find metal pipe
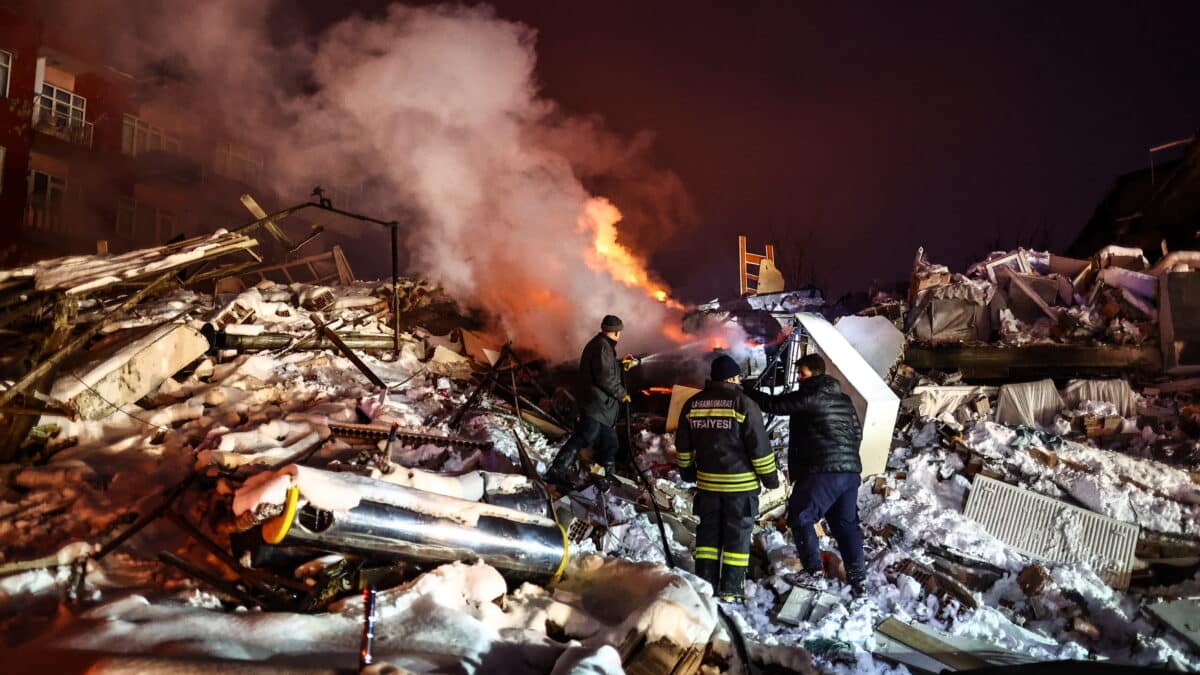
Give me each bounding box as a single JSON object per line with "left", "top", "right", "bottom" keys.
{"left": 260, "top": 467, "right": 568, "bottom": 583}
{"left": 211, "top": 331, "right": 398, "bottom": 352}
{"left": 391, "top": 223, "right": 401, "bottom": 356}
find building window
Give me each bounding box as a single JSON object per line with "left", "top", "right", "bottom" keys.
{"left": 34, "top": 83, "right": 91, "bottom": 146}
{"left": 213, "top": 142, "right": 263, "bottom": 186}
{"left": 26, "top": 170, "right": 66, "bottom": 232}
{"left": 121, "top": 114, "right": 181, "bottom": 157}
{"left": 117, "top": 196, "right": 176, "bottom": 241}
{"left": 116, "top": 196, "right": 135, "bottom": 237}
{"left": 0, "top": 50, "right": 11, "bottom": 98}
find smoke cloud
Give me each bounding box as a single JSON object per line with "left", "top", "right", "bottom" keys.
{"left": 41, "top": 1, "right": 695, "bottom": 362}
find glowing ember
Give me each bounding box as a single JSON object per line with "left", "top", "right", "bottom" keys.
{"left": 578, "top": 197, "right": 685, "bottom": 312}
{"left": 642, "top": 387, "right": 673, "bottom": 395}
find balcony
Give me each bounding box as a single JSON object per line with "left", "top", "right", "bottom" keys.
{"left": 33, "top": 102, "right": 94, "bottom": 149}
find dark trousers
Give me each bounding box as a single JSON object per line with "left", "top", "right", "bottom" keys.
{"left": 693, "top": 490, "right": 758, "bottom": 596}
{"left": 787, "top": 471, "right": 866, "bottom": 581}
{"left": 548, "top": 415, "right": 619, "bottom": 476}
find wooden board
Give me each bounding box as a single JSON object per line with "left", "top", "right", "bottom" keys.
{"left": 666, "top": 385, "right": 701, "bottom": 433}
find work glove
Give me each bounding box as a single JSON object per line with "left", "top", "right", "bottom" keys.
{"left": 760, "top": 470, "right": 781, "bottom": 491}
{"left": 621, "top": 394, "right": 631, "bottom": 404}
{"left": 621, "top": 355, "right": 641, "bottom": 372}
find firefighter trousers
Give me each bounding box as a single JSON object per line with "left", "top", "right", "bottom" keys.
{"left": 693, "top": 490, "right": 758, "bottom": 597}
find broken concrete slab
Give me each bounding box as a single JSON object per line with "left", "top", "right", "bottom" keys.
{"left": 50, "top": 323, "right": 209, "bottom": 421}
{"left": 776, "top": 585, "right": 840, "bottom": 626}
{"left": 964, "top": 475, "right": 1139, "bottom": 588}
{"left": 1145, "top": 598, "right": 1200, "bottom": 651}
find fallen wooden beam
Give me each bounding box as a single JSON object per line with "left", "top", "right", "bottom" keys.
{"left": 904, "top": 343, "right": 1162, "bottom": 379}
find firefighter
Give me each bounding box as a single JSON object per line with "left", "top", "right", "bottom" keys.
{"left": 545, "top": 315, "right": 630, "bottom": 488}
{"left": 676, "top": 354, "right": 779, "bottom": 601}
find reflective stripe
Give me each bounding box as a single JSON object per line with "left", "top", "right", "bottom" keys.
{"left": 721, "top": 557, "right": 750, "bottom": 567}
{"left": 686, "top": 408, "right": 747, "bottom": 423}
{"left": 751, "top": 455, "right": 775, "bottom": 467}
{"left": 697, "top": 471, "right": 755, "bottom": 482}
{"left": 695, "top": 545, "right": 719, "bottom": 561}
{"left": 722, "top": 551, "right": 749, "bottom": 560}
{"left": 697, "top": 480, "right": 759, "bottom": 493}
{"left": 677, "top": 452, "right": 693, "bottom": 468}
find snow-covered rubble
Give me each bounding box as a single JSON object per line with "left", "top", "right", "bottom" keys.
{"left": 3, "top": 273, "right": 1200, "bottom": 673}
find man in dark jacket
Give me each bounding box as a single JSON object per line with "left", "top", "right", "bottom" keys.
{"left": 545, "top": 315, "right": 630, "bottom": 487}
{"left": 676, "top": 354, "right": 780, "bottom": 601}
{"left": 745, "top": 353, "right": 867, "bottom": 595}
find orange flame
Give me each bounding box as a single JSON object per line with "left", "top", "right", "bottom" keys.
{"left": 642, "top": 387, "right": 673, "bottom": 395}
{"left": 578, "top": 197, "right": 685, "bottom": 313}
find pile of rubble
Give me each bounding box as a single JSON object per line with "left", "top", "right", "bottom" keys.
{"left": 871, "top": 244, "right": 1200, "bottom": 383}
{"left": 2, "top": 218, "right": 1200, "bottom": 673}
{"left": 0, "top": 228, "right": 790, "bottom": 673}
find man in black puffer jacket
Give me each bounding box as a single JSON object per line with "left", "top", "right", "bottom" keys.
{"left": 745, "top": 353, "right": 867, "bottom": 595}
{"left": 545, "top": 315, "right": 629, "bottom": 487}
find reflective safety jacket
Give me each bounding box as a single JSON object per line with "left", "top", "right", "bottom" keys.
{"left": 675, "top": 380, "right": 779, "bottom": 493}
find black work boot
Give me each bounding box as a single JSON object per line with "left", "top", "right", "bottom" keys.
{"left": 695, "top": 559, "right": 719, "bottom": 592}
{"left": 718, "top": 565, "right": 748, "bottom": 602}
{"left": 847, "top": 567, "right": 868, "bottom": 599}
{"left": 544, "top": 447, "right": 577, "bottom": 488}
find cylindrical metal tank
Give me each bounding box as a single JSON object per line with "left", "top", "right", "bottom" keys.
{"left": 259, "top": 467, "right": 568, "bottom": 583}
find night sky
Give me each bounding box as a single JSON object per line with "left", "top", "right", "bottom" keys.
{"left": 303, "top": 1, "right": 1200, "bottom": 302}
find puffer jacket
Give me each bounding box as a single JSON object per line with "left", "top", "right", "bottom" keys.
{"left": 574, "top": 333, "right": 627, "bottom": 426}
{"left": 675, "top": 380, "right": 780, "bottom": 493}
{"left": 745, "top": 374, "right": 862, "bottom": 475}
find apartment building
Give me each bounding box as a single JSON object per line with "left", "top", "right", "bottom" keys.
{"left": 0, "top": 5, "right": 275, "bottom": 266}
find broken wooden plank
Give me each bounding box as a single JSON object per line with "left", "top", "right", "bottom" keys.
{"left": 964, "top": 475, "right": 1139, "bottom": 588}
{"left": 874, "top": 616, "right": 1031, "bottom": 671}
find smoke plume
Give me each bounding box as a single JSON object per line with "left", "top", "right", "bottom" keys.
{"left": 42, "top": 1, "right": 695, "bottom": 362}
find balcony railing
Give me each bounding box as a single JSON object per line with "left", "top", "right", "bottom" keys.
{"left": 33, "top": 104, "right": 94, "bottom": 148}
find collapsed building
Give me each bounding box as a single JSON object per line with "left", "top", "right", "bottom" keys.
{"left": 0, "top": 186, "right": 1197, "bottom": 675}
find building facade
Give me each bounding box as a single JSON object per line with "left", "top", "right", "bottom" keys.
{"left": 0, "top": 5, "right": 275, "bottom": 266}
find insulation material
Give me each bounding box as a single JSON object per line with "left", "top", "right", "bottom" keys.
{"left": 797, "top": 313, "right": 900, "bottom": 477}
{"left": 834, "top": 315, "right": 906, "bottom": 379}
{"left": 910, "top": 297, "right": 990, "bottom": 344}
{"left": 1061, "top": 379, "right": 1139, "bottom": 418}
{"left": 994, "top": 379, "right": 1064, "bottom": 428}
{"left": 904, "top": 385, "right": 998, "bottom": 419}
{"left": 964, "top": 475, "right": 1139, "bottom": 588}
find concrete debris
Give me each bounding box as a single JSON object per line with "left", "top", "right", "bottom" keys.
{"left": 50, "top": 323, "right": 210, "bottom": 421}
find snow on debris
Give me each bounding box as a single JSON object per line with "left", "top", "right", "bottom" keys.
{"left": 3, "top": 241, "right": 1200, "bottom": 673}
